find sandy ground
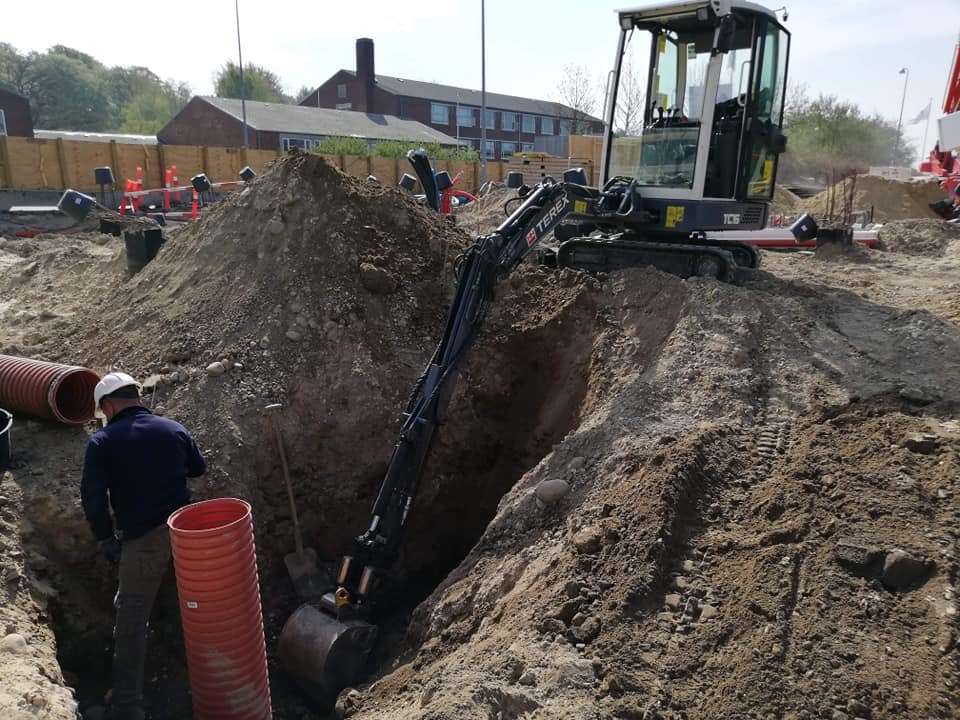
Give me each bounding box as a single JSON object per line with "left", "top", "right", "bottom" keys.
{"left": 0, "top": 155, "right": 957, "bottom": 719}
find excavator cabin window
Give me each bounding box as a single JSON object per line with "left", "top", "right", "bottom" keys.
{"left": 610, "top": 28, "right": 712, "bottom": 189}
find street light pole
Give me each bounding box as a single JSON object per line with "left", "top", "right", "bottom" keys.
{"left": 235, "top": 0, "right": 249, "bottom": 149}
{"left": 893, "top": 67, "right": 909, "bottom": 165}
{"left": 480, "top": 0, "right": 487, "bottom": 184}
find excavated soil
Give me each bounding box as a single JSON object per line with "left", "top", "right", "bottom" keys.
{"left": 801, "top": 175, "right": 946, "bottom": 223}
{"left": 0, "top": 152, "right": 957, "bottom": 720}
{"left": 877, "top": 218, "right": 960, "bottom": 258}
{"left": 455, "top": 185, "right": 520, "bottom": 237}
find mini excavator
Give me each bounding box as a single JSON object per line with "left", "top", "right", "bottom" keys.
{"left": 279, "top": 0, "right": 792, "bottom": 702}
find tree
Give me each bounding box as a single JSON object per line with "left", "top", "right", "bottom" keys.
{"left": 556, "top": 64, "right": 598, "bottom": 135}
{"left": 119, "top": 79, "right": 191, "bottom": 134}
{"left": 294, "top": 85, "right": 314, "bottom": 104}
{"left": 780, "top": 91, "right": 915, "bottom": 182}
{"left": 214, "top": 61, "right": 291, "bottom": 103}
{"left": 613, "top": 56, "right": 645, "bottom": 135}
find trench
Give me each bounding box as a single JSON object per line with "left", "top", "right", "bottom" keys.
{"left": 36, "top": 285, "right": 599, "bottom": 718}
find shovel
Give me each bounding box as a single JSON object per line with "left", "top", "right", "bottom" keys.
{"left": 265, "top": 403, "right": 323, "bottom": 600}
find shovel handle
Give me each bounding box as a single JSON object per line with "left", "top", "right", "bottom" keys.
{"left": 270, "top": 414, "right": 304, "bottom": 558}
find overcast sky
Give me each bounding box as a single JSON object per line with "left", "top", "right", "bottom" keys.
{"left": 4, "top": 0, "right": 957, "bottom": 159}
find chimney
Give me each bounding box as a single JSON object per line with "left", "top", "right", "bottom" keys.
{"left": 356, "top": 38, "right": 375, "bottom": 112}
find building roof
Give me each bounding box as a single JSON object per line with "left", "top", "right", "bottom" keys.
{"left": 35, "top": 130, "right": 158, "bottom": 145}
{"left": 199, "top": 96, "right": 462, "bottom": 145}
{"left": 338, "top": 71, "right": 603, "bottom": 123}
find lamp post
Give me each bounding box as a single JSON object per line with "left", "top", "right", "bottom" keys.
{"left": 235, "top": 0, "right": 249, "bottom": 149}
{"left": 893, "top": 67, "right": 909, "bottom": 166}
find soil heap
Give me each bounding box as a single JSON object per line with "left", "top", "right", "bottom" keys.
{"left": 801, "top": 175, "right": 945, "bottom": 222}
{"left": 455, "top": 185, "right": 519, "bottom": 237}
{"left": 877, "top": 218, "right": 960, "bottom": 258}
{"left": 770, "top": 184, "right": 802, "bottom": 217}
{"left": 1, "top": 151, "right": 959, "bottom": 719}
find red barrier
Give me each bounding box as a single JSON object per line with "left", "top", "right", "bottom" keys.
{"left": 168, "top": 499, "right": 272, "bottom": 720}
{"left": 0, "top": 355, "right": 99, "bottom": 424}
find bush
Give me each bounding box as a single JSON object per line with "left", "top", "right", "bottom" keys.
{"left": 310, "top": 137, "right": 479, "bottom": 162}
{"left": 312, "top": 136, "right": 369, "bottom": 156}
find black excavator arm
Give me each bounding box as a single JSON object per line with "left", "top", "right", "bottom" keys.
{"left": 278, "top": 159, "right": 595, "bottom": 703}
{"left": 343, "top": 163, "right": 597, "bottom": 598}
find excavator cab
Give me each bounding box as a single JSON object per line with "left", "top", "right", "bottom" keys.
{"left": 602, "top": 0, "right": 790, "bottom": 231}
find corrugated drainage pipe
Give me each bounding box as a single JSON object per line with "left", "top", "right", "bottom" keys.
{"left": 168, "top": 498, "right": 272, "bottom": 720}
{"left": 0, "top": 355, "right": 100, "bottom": 425}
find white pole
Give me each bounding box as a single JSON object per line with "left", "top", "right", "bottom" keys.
{"left": 235, "top": 0, "right": 249, "bottom": 149}
{"left": 893, "top": 67, "right": 909, "bottom": 165}
{"left": 920, "top": 97, "right": 933, "bottom": 166}
{"left": 480, "top": 0, "right": 487, "bottom": 183}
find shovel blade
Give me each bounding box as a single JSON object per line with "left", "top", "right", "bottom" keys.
{"left": 284, "top": 547, "right": 324, "bottom": 601}
{"left": 279, "top": 602, "right": 378, "bottom": 704}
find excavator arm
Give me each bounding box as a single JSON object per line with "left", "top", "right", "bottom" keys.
{"left": 279, "top": 155, "right": 596, "bottom": 703}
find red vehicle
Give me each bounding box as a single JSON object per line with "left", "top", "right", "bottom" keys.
{"left": 920, "top": 35, "right": 960, "bottom": 195}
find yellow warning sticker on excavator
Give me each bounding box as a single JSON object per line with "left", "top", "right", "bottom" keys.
{"left": 574, "top": 200, "right": 588, "bottom": 215}
{"left": 665, "top": 206, "right": 685, "bottom": 228}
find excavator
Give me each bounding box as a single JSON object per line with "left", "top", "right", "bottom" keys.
{"left": 279, "top": 0, "right": 792, "bottom": 703}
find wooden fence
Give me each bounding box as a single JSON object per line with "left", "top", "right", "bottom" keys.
{"left": 0, "top": 136, "right": 604, "bottom": 196}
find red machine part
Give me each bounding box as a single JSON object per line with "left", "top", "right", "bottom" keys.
{"left": 921, "top": 37, "right": 960, "bottom": 194}
{"left": 439, "top": 173, "right": 478, "bottom": 214}
{"left": 168, "top": 498, "right": 272, "bottom": 720}
{"left": 0, "top": 355, "right": 99, "bottom": 424}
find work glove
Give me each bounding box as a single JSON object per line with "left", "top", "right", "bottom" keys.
{"left": 98, "top": 537, "right": 122, "bottom": 564}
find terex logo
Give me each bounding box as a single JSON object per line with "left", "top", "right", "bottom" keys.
{"left": 535, "top": 195, "right": 570, "bottom": 234}
{"left": 723, "top": 213, "right": 741, "bottom": 225}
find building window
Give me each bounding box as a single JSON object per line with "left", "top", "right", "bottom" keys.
{"left": 501, "top": 112, "right": 516, "bottom": 131}
{"left": 457, "top": 106, "right": 476, "bottom": 127}
{"left": 521, "top": 142, "right": 534, "bottom": 152}
{"left": 484, "top": 140, "right": 496, "bottom": 160}
{"left": 559, "top": 119, "right": 572, "bottom": 136}
{"left": 431, "top": 102, "right": 450, "bottom": 125}
{"left": 337, "top": 83, "right": 347, "bottom": 99}
{"left": 541, "top": 117, "right": 554, "bottom": 135}
{"left": 484, "top": 109, "right": 496, "bottom": 129}
{"left": 335, "top": 102, "right": 352, "bottom": 111}
{"left": 522, "top": 114, "right": 536, "bottom": 133}
{"left": 501, "top": 141, "right": 516, "bottom": 159}
{"left": 473, "top": 139, "right": 482, "bottom": 151}
{"left": 0, "top": 109, "right": 6, "bottom": 136}
{"left": 281, "top": 136, "right": 319, "bottom": 151}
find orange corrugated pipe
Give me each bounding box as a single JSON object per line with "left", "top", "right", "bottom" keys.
{"left": 168, "top": 499, "right": 272, "bottom": 720}
{"left": 0, "top": 355, "right": 100, "bottom": 424}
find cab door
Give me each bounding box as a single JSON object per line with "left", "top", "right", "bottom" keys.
{"left": 737, "top": 21, "right": 790, "bottom": 200}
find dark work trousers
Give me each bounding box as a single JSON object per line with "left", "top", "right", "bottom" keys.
{"left": 112, "top": 524, "right": 171, "bottom": 717}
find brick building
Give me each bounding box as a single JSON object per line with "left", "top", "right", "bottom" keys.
{"left": 157, "top": 96, "right": 460, "bottom": 151}
{"left": 300, "top": 39, "right": 604, "bottom": 161}
{"left": 0, "top": 88, "right": 34, "bottom": 137}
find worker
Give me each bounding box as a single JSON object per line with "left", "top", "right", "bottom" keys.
{"left": 80, "top": 372, "right": 206, "bottom": 720}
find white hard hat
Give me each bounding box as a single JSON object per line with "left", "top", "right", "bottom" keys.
{"left": 93, "top": 371, "right": 140, "bottom": 407}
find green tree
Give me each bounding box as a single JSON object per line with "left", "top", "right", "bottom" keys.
{"left": 781, "top": 88, "right": 915, "bottom": 182}
{"left": 214, "top": 61, "right": 290, "bottom": 103}
{"left": 119, "top": 79, "right": 191, "bottom": 134}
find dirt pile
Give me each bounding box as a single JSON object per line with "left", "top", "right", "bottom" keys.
{"left": 2, "top": 151, "right": 960, "bottom": 719}
{"left": 801, "top": 175, "right": 945, "bottom": 222}
{"left": 770, "top": 184, "right": 801, "bottom": 217}
{"left": 877, "top": 218, "right": 960, "bottom": 258}
{"left": 345, "top": 264, "right": 960, "bottom": 720}
{"left": 455, "top": 186, "right": 518, "bottom": 236}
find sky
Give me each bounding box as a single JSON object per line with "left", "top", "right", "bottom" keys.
{"left": 3, "top": 0, "right": 957, "bottom": 160}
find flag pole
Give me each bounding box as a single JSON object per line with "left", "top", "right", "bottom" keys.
{"left": 920, "top": 97, "right": 933, "bottom": 167}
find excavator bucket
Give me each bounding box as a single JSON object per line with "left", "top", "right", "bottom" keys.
{"left": 278, "top": 603, "right": 378, "bottom": 703}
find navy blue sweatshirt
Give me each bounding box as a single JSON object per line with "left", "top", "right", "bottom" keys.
{"left": 81, "top": 406, "right": 206, "bottom": 541}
